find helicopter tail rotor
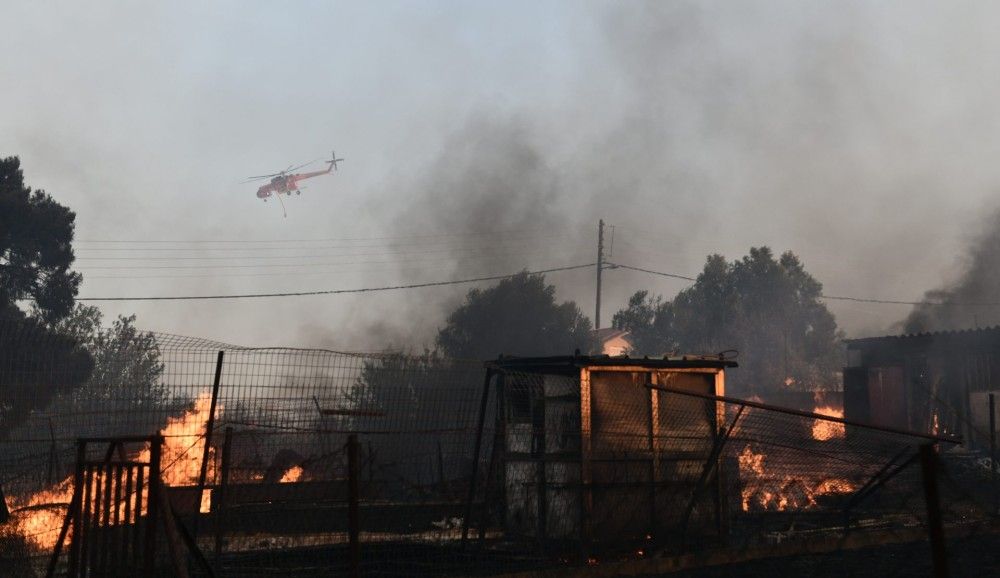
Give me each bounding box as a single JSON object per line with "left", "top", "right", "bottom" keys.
{"left": 327, "top": 150, "right": 344, "bottom": 171}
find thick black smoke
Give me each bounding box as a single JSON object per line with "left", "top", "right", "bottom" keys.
{"left": 904, "top": 208, "right": 1000, "bottom": 333}
{"left": 343, "top": 1, "right": 993, "bottom": 349}
{"left": 299, "top": 116, "right": 596, "bottom": 351}
{"left": 387, "top": 116, "right": 572, "bottom": 274}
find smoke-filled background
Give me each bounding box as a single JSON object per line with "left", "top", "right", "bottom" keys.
{"left": 3, "top": 1, "right": 1000, "bottom": 349}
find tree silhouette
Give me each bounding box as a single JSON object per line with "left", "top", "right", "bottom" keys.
{"left": 49, "top": 305, "right": 168, "bottom": 415}
{"left": 0, "top": 316, "right": 92, "bottom": 438}
{"left": 437, "top": 271, "right": 594, "bottom": 360}
{"left": 613, "top": 248, "right": 843, "bottom": 395}
{"left": 0, "top": 156, "right": 81, "bottom": 324}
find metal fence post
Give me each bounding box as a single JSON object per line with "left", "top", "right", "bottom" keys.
{"left": 0, "top": 482, "right": 8, "bottom": 524}
{"left": 990, "top": 393, "right": 997, "bottom": 515}
{"left": 195, "top": 350, "right": 225, "bottom": 541}
{"left": 461, "top": 369, "right": 493, "bottom": 548}
{"left": 46, "top": 418, "right": 57, "bottom": 486}
{"left": 214, "top": 426, "right": 234, "bottom": 562}
{"left": 67, "top": 440, "right": 87, "bottom": 577}
{"left": 145, "top": 435, "right": 163, "bottom": 576}
{"left": 348, "top": 434, "right": 361, "bottom": 578}
{"left": 919, "top": 443, "right": 949, "bottom": 578}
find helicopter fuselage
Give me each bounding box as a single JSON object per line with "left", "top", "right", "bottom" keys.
{"left": 256, "top": 167, "right": 332, "bottom": 199}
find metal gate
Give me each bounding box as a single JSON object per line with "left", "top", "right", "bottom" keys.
{"left": 49, "top": 435, "right": 163, "bottom": 578}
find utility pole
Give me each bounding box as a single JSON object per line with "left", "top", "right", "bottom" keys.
{"left": 596, "top": 219, "right": 604, "bottom": 330}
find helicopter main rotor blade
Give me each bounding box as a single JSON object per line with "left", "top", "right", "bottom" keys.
{"left": 287, "top": 158, "right": 321, "bottom": 173}
{"left": 244, "top": 155, "right": 323, "bottom": 184}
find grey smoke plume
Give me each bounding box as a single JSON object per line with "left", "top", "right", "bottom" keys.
{"left": 297, "top": 115, "right": 596, "bottom": 351}
{"left": 904, "top": 208, "right": 1000, "bottom": 333}
{"left": 386, "top": 117, "right": 572, "bottom": 274}
{"left": 328, "top": 1, "right": 1000, "bottom": 350}
{"left": 8, "top": 3, "right": 1000, "bottom": 348}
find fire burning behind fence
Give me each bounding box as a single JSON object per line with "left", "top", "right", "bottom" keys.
{"left": 280, "top": 465, "right": 304, "bottom": 484}
{"left": 811, "top": 405, "right": 846, "bottom": 441}
{"left": 6, "top": 392, "right": 220, "bottom": 550}
{"left": 737, "top": 401, "right": 855, "bottom": 512}
{"left": 737, "top": 444, "right": 856, "bottom": 511}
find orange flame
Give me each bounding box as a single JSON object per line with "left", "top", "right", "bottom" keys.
{"left": 9, "top": 392, "right": 220, "bottom": 549}
{"left": 4, "top": 477, "right": 75, "bottom": 550}
{"left": 279, "top": 465, "right": 304, "bottom": 484}
{"left": 136, "top": 392, "right": 219, "bottom": 513}
{"left": 738, "top": 444, "right": 856, "bottom": 512}
{"left": 811, "top": 405, "right": 845, "bottom": 441}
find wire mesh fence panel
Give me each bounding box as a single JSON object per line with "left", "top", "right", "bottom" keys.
{"left": 1, "top": 323, "right": 997, "bottom": 577}
{"left": 474, "top": 365, "right": 995, "bottom": 574}
{"left": 204, "top": 352, "right": 489, "bottom": 578}
{"left": 0, "top": 324, "right": 497, "bottom": 577}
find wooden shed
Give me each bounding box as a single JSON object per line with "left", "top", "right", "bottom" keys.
{"left": 844, "top": 326, "right": 1000, "bottom": 448}
{"left": 486, "top": 354, "right": 736, "bottom": 548}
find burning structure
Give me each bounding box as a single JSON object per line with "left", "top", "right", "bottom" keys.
{"left": 482, "top": 354, "right": 735, "bottom": 548}
{"left": 844, "top": 326, "right": 1000, "bottom": 447}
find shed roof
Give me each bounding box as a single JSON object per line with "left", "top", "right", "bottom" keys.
{"left": 488, "top": 353, "right": 736, "bottom": 375}
{"left": 846, "top": 325, "right": 1000, "bottom": 350}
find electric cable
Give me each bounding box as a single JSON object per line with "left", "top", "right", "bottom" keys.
{"left": 77, "top": 263, "right": 596, "bottom": 301}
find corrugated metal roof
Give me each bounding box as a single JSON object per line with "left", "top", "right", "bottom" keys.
{"left": 846, "top": 325, "right": 1000, "bottom": 348}
{"left": 488, "top": 353, "right": 737, "bottom": 372}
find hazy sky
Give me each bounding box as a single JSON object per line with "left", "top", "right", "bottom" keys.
{"left": 3, "top": 1, "right": 999, "bottom": 349}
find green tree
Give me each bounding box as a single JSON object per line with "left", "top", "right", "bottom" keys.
{"left": 0, "top": 315, "right": 92, "bottom": 438}
{"left": 50, "top": 305, "right": 167, "bottom": 411}
{"left": 613, "top": 248, "right": 843, "bottom": 395}
{"left": 437, "top": 271, "right": 594, "bottom": 360}
{"left": 0, "top": 156, "right": 81, "bottom": 324}
{"left": 611, "top": 290, "right": 677, "bottom": 355}
{"left": 0, "top": 157, "right": 89, "bottom": 438}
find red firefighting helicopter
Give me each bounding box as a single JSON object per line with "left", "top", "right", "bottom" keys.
{"left": 245, "top": 151, "right": 343, "bottom": 216}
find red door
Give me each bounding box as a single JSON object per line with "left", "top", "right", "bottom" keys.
{"left": 868, "top": 366, "right": 906, "bottom": 429}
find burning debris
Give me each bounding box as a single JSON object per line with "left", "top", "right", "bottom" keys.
{"left": 736, "top": 397, "right": 856, "bottom": 512}
{"left": 6, "top": 391, "right": 220, "bottom": 549}
{"left": 811, "top": 405, "right": 846, "bottom": 441}
{"left": 5, "top": 478, "right": 75, "bottom": 550}
{"left": 737, "top": 444, "right": 857, "bottom": 512}
{"left": 280, "top": 465, "right": 304, "bottom": 484}
{"left": 263, "top": 449, "right": 306, "bottom": 484}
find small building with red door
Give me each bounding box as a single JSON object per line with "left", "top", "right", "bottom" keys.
{"left": 843, "top": 326, "right": 1000, "bottom": 447}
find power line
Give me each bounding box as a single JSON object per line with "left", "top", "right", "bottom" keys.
{"left": 74, "top": 250, "right": 586, "bottom": 271}
{"left": 82, "top": 255, "right": 593, "bottom": 280}
{"left": 75, "top": 228, "right": 571, "bottom": 244}
{"left": 607, "top": 261, "right": 1000, "bottom": 308}
{"left": 607, "top": 262, "right": 696, "bottom": 281}
{"left": 73, "top": 244, "right": 581, "bottom": 263}
{"left": 77, "top": 263, "right": 596, "bottom": 301}
{"left": 818, "top": 295, "right": 957, "bottom": 306}
{"left": 73, "top": 234, "right": 577, "bottom": 253}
